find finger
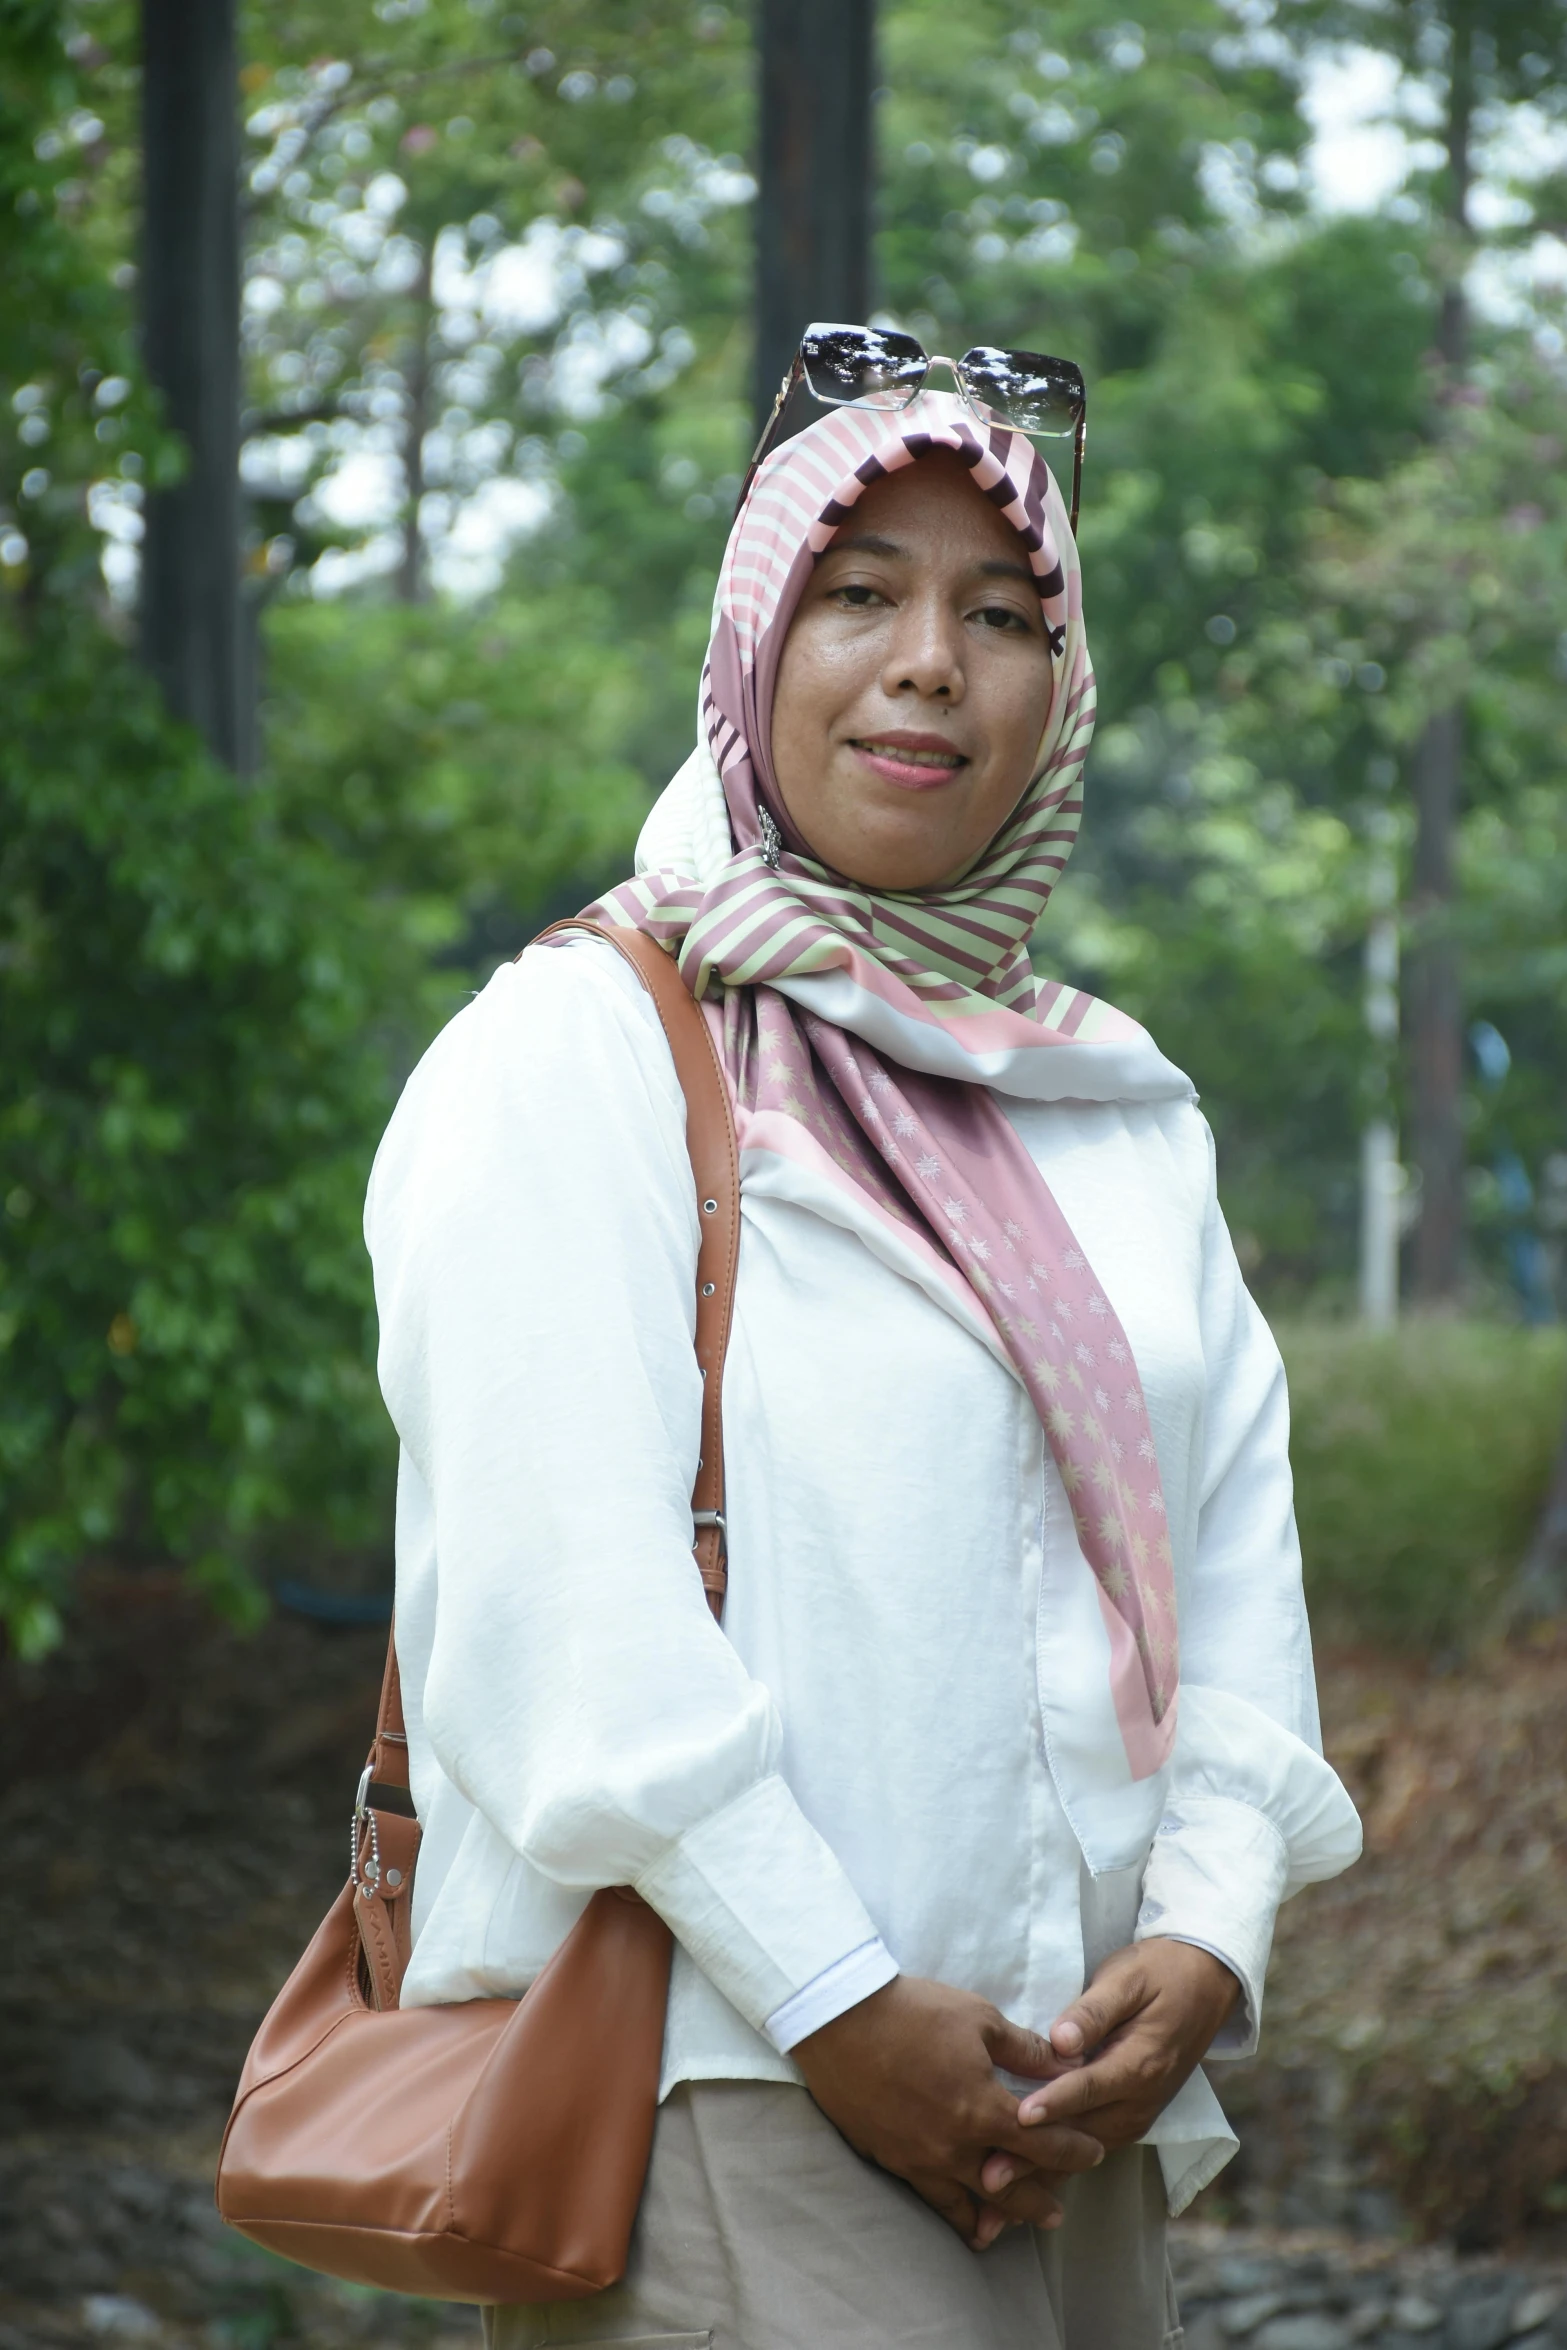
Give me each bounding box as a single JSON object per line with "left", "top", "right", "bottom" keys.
{"left": 1020, "top": 2029, "right": 1164, "bottom": 2127}
{"left": 912, "top": 2172, "right": 984, "bottom": 2248}
{"left": 1019, "top": 2055, "right": 1120, "bottom": 2126}
{"left": 986, "top": 2173, "right": 1066, "bottom": 2229}
{"left": 1048, "top": 1967, "right": 1148, "bottom": 2062}
{"left": 980, "top": 2146, "right": 1077, "bottom": 2212}
{"left": 1052, "top": 2097, "right": 1157, "bottom": 2153}
{"left": 984, "top": 2113, "right": 1105, "bottom": 2175}
{"left": 972, "top": 2203, "right": 1010, "bottom": 2251}
{"left": 984, "top": 2012, "right": 1068, "bottom": 2081}
{"left": 1024, "top": 2039, "right": 1184, "bottom": 2152}
{"left": 1021, "top": 2067, "right": 1093, "bottom": 2125}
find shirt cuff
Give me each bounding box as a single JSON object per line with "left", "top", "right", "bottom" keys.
{"left": 634, "top": 1772, "right": 886, "bottom": 2035}
{"left": 1133, "top": 1793, "right": 1289, "bottom": 2060}
{"left": 763, "top": 1938, "right": 899, "bottom": 2053}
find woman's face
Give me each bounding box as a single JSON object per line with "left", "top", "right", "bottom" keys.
{"left": 769, "top": 452, "right": 1058, "bottom": 892}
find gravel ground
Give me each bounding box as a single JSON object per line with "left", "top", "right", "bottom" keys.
{"left": 1, "top": 1574, "right": 1563, "bottom": 2347}
{"left": 1170, "top": 2230, "right": 1567, "bottom": 2350}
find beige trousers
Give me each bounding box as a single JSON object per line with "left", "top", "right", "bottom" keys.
{"left": 485, "top": 2082, "right": 1181, "bottom": 2350}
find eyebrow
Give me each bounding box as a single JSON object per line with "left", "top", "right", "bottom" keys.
{"left": 829, "top": 531, "right": 905, "bottom": 559}
{"left": 826, "top": 532, "right": 1039, "bottom": 591}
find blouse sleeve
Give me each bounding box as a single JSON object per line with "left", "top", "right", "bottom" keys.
{"left": 1133, "top": 1118, "right": 1362, "bottom": 2056}
{"left": 365, "top": 939, "right": 889, "bottom": 2035}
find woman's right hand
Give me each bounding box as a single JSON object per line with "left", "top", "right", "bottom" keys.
{"left": 791, "top": 1974, "right": 1105, "bottom": 2251}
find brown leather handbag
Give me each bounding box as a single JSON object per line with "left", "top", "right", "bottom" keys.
{"left": 215, "top": 922, "right": 739, "bottom": 2305}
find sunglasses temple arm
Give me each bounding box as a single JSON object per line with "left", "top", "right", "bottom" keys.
{"left": 1069, "top": 409, "right": 1086, "bottom": 539}
{"left": 737, "top": 355, "right": 804, "bottom": 515}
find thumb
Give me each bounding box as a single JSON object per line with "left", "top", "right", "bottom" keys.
{"left": 983, "top": 2011, "right": 1065, "bottom": 2081}
{"left": 1048, "top": 1956, "right": 1148, "bottom": 2062}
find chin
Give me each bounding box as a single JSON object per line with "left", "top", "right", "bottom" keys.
{"left": 837, "top": 855, "right": 955, "bottom": 893}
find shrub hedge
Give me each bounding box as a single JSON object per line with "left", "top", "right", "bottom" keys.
{"left": 1280, "top": 1320, "right": 1566, "bottom": 1650}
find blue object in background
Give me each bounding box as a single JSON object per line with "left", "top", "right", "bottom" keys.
{"left": 1467, "top": 1022, "right": 1557, "bottom": 1323}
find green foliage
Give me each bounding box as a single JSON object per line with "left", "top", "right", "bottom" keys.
{"left": 0, "top": 587, "right": 646, "bottom": 1658}
{"left": 6, "top": 0, "right": 1567, "bottom": 1654}
{"left": 0, "top": 3, "right": 658, "bottom": 1653}
{"left": 0, "top": 622, "right": 402, "bottom": 1657}
{"left": 235, "top": 0, "right": 754, "bottom": 595}
{"left": 1282, "top": 1322, "right": 1567, "bottom": 1649}
{"left": 261, "top": 589, "right": 651, "bottom": 948}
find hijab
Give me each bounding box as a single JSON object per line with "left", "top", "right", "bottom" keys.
{"left": 585, "top": 392, "right": 1192, "bottom": 1790}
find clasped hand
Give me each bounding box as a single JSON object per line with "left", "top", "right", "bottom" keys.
{"left": 792, "top": 1941, "right": 1239, "bottom": 2253}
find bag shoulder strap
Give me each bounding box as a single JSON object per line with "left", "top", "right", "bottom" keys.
{"left": 352, "top": 920, "right": 738, "bottom": 2007}
{"left": 538, "top": 919, "right": 740, "bottom": 1615}
{"left": 365, "top": 919, "right": 740, "bottom": 1777}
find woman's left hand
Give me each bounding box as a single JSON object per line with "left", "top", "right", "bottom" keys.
{"left": 978, "top": 1941, "right": 1240, "bottom": 2198}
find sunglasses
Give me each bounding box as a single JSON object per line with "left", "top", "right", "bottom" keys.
{"left": 742, "top": 321, "right": 1088, "bottom": 532}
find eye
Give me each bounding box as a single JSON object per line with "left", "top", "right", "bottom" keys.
{"left": 831, "top": 581, "right": 888, "bottom": 610}
{"left": 973, "top": 602, "right": 1033, "bottom": 634}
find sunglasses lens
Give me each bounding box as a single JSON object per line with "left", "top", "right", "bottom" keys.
{"left": 958, "top": 346, "right": 1084, "bottom": 435}
{"left": 801, "top": 322, "right": 928, "bottom": 410}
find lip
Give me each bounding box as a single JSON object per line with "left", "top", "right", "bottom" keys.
{"left": 847, "top": 730, "right": 970, "bottom": 791}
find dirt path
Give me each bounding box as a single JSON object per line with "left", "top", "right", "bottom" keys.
{"left": 0, "top": 1574, "right": 472, "bottom": 2346}
{"left": 1, "top": 1576, "right": 1563, "bottom": 2345}
{"left": 1219, "top": 1634, "right": 1567, "bottom": 2247}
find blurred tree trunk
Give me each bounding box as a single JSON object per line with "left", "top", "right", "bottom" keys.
{"left": 754, "top": 0, "right": 874, "bottom": 436}
{"left": 397, "top": 242, "right": 433, "bottom": 605}
{"left": 139, "top": 0, "right": 247, "bottom": 773}
{"left": 1512, "top": 1413, "right": 1567, "bottom": 1624}
{"left": 1408, "top": 706, "right": 1464, "bottom": 1299}
{"left": 1406, "top": 8, "right": 1473, "bottom": 1304}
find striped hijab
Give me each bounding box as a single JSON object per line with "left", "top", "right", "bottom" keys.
{"left": 588, "top": 393, "right": 1183, "bottom": 1780}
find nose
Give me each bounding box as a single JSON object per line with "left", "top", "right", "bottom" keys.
{"left": 879, "top": 591, "right": 966, "bottom": 705}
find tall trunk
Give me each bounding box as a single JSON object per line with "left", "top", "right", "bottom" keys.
{"left": 139, "top": 0, "right": 246, "bottom": 772}
{"left": 396, "top": 244, "right": 433, "bottom": 606}
{"left": 754, "top": 0, "right": 875, "bottom": 436}
{"left": 1512, "top": 1412, "right": 1567, "bottom": 1624}
{"left": 1406, "top": 8, "right": 1473, "bottom": 1304}
{"left": 1408, "top": 708, "right": 1465, "bottom": 1300}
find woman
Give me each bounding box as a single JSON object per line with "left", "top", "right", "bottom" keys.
{"left": 365, "top": 385, "right": 1361, "bottom": 2350}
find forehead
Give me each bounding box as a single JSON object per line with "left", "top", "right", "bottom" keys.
{"left": 824, "top": 448, "right": 1031, "bottom": 554}
{"left": 815, "top": 451, "right": 1043, "bottom": 592}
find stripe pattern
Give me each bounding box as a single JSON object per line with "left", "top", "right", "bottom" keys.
{"left": 585, "top": 394, "right": 1177, "bottom": 1774}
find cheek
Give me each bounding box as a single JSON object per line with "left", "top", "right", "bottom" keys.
{"left": 991, "top": 654, "right": 1056, "bottom": 772}
{"left": 772, "top": 623, "right": 861, "bottom": 777}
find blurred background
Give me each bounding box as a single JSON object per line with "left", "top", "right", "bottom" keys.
{"left": 2, "top": 0, "right": 1567, "bottom": 2342}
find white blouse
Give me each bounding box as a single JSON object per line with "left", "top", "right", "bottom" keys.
{"left": 365, "top": 935, "right": 1360, "bottom": 2216}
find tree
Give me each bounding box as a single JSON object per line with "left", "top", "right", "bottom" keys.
{"left": 235, "top": 3, "right": 752, "bottom": 611}
{"left": 754, "top": 0, "right": 874, "bottom": 428}
{"left": 139, "top": 0, "right": 246, "bottom": 767}
{"left": 0, "top": 2, "right": 653, "bottom": 1653}
{"left": 1308, "top": 0, "right": 1567, "bottom": 1301}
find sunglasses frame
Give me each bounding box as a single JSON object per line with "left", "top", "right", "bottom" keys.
{"left": 740, "top": 323, "right": 1087, "bottom": 534}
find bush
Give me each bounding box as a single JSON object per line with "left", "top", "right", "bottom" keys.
{"left": 0, "top": 624, "right": 418, "bottom": 1656}
{"left": 0, "top": 592, "right": 651, "bottom": 1660}
{"left": 1281, "top": 1320, "right": 1566, "bottom": 1650}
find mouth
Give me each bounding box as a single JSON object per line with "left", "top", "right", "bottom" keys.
{"left": 848, "top": 732, "right": 970, "bottom": 791}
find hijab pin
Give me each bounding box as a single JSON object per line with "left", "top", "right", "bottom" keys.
{"left": 759, "top": 808, "right": 783, "bottom": 871}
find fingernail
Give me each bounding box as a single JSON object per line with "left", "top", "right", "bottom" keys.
{"left": 989, "top": 2161, "right": 1017, "bottom": 2191}
{"left": 1043, "top": 2210, "right": 1064, "bottom": 2229}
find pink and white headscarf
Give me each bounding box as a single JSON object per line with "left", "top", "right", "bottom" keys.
{"left": 586, "top": 392, "right": 1192, "bottom": 1789}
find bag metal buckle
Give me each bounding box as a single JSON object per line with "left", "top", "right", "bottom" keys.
{"left": 351, "top": 1764, "right": 381, "bottom": 1900}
